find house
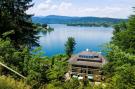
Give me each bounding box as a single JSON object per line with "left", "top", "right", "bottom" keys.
{"left": 68, "top": 49, "right": 107, "bottom": 81}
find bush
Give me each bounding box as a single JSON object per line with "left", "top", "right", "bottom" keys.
{"left": 0, "top": 76, "right": 31, "bottom": 89}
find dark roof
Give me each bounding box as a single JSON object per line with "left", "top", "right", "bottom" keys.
{"left": 68, "top": 51, "right": 106, "bottom": 68}
{"left": 79, "top": 51, "right": 99, "bottom": 56}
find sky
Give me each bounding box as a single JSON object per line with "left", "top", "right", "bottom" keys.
{"left": 26, "top": 0, "right": 135, "bottom": 18}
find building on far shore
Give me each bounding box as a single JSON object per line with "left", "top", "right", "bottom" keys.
{"left": 68, "top": 49, "right": 107, "bottom": 81}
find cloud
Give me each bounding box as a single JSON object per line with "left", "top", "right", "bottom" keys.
{"left": 46, "top": 0, "right": 52, "bottom": 3}
{"left": 27, "top": 0, "right": 57, "bottom": 15}
{"left": 37, "top": 3, "right": 57, "bottom": 10}
{"left": 27, "top": 1, "right": 73, "bottom": 16}
{"left": 36, "top": 0, "right": 72, "bottom": 11}
{"left": 77, "top": 6, "right": 130, "bottom": 18}
{"left": 82, "top": 7, "right": 122, "bottom": 13}
{"left": 36, "top": 0, "right": 57, "bottom": 10}
{"left": 58, "top": 2, "right": 72, "bottom": 11}
{"left": 27, "top": 0, "right": 133, "bottom": 18}
{"left": 37, "top": 3, "right": 50, "bottom": 10}
{"left": 81, "top": 7, "right": 123, "bottom": 15}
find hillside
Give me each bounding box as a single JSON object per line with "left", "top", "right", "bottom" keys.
{"left": 32, "top": 15, "right": 127, "bottom": 24}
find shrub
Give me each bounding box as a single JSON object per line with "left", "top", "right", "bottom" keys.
{"left": 0, "top": 75, "right": 31, "bottom": 89}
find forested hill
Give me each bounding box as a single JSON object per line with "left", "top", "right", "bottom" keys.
{"left": 32, "top": 15, "right": 127, "bottom": 24}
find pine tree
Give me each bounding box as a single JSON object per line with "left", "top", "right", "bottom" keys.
{"left": 0, "top": 0, "right": 39, "bottom": 48}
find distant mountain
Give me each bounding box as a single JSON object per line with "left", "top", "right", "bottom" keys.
{"left": 32, "top": 15, "right": 127, "bottom": 24}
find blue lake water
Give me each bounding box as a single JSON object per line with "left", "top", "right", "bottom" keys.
{"left": 38, "top": 24, "right": 113, "bottom": 56}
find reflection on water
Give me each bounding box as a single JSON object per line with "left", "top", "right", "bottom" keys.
{"left": 38, "top": 24, "right": 113, "bottom": 56}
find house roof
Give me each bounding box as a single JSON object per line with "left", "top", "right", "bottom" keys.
{"left": 79, "top": 51, "right": 99, "bottom": 56}
{"left": 68, "top": 51, "right": 106, "bottom": 68}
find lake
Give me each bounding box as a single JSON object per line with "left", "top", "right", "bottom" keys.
{"left": 38, "top": 24, "right": 113, "bottom": 56}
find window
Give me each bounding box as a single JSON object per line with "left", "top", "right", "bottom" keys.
{"left": 77, "top": 59, "right": 102, "bottom": 62}
{"left": 94, "top": 56, "right": 98, "bottom": 58}
{"left": 88, "top": 71, "right": 93, "bottom": 74}
{"left": 79, "top": 55, "right": 99, "bottom": 58}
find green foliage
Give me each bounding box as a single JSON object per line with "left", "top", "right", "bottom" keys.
{"left": 0, "top": 39, "right": 49, "bottom": 88}
{"left": 0, "top": 38, "right": 70, "bottom": 89}
{"left": 47, "top": 55, "right": 68, "bottom": 81}
{"left": 0, "top": 0, "right": 134, "bottom": 89}
{"left": 35, "top": 23, "right": 54, "bottom": 35}
{"left": 105, "top": 64, "right": 135, "bottom": 89}
{"left": 32, "top": 15, "right": 126, "bottom": 24}
{"left": 42, "top": 24, "right": 48, "bottom": 28}
{"left": 103, "top": 8, "right": 135, "bottom": 89}
{"left": 45, "top": 78, "right": 80, "bottom": 89}
{"left": 63, "top": 78, "right": 80, "bottom": 89}
{"left": 65, "top": 37, "right": 76, "bottom": 57}
{"left": 67, "top": 22, "right": 113, "bottom": 27}
{"left": 112, "top": 15, "right": 135, "bottom": 54}
{"left": 113, "top": 21, "right": 127, "bottom": 34}
{"left": 25, "top": 58, "right": 49, "bottom": 89}
{"left": 0, "top": 0, "right": 39, "bottom": 48}
{"left": 102, "top": 44, "right": 135, "bottom": 89}
{"left": 45, "top": 80, "right": 63, "bottom": 89}
{"left": 0, "top": 38, "right": 28, "bottom": 78}
{"left": 0, "top": 75, "right": 30, "bottom": 89}
{"left": 22, "top": 47, "right": 50, "bottom": 89}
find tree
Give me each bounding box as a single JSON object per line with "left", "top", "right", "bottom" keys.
{"left": 0, "top": 0, "right": 39, "bottom": 49}
{"left": 102, "top": 44, "right": 135, "bottom": 89}
{"left": 105, "top": 64, "right": 135, "bottom": 89}
{"left": 112, "top": 9, "right": 135, "bottom": 54}
{"left": 102, "top": 7, "right": 135, "bottom": 89}
{"left": 47, "top": 55, "right": 68, "bottom": 81}
{"left": 65, "top": 37, "right": 76, "bottom": 57}
{"left": 42, "top": 24, "right": 48, "bottom": 28}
